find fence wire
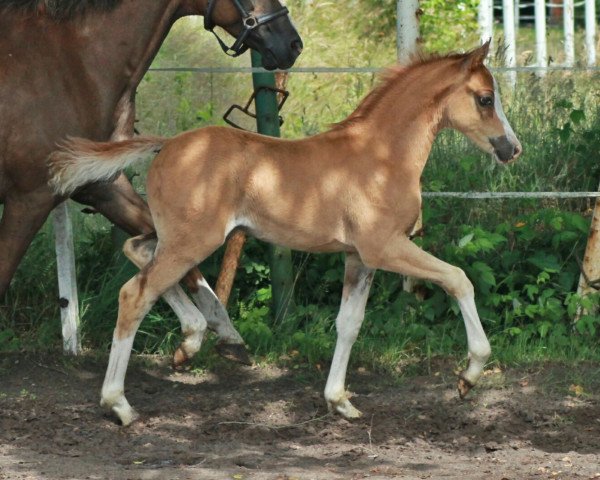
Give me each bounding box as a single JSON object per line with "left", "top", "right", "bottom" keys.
{"left": 149, "top": 66, "right": 600, "bottom": 74}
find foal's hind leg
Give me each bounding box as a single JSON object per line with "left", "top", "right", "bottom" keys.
{"left": 359, "top": 235, "right": 491, "bottom": 398}
{"left": 124, "top": 233, "right": 248, "bottom": 367}
{"left": 73, "top": 175, "right": 248, "bottom": 364}
{"left": 184, "top": 269, "right": 250, "bottom": 365}
{"left": 100, "top": 248, "right": 203, "bottom": 425}
{"left": 324, "top": 253, "right": 375, "bottom": 418}
{"left": 122, "top": 234, "right": 211, "bottom": 368}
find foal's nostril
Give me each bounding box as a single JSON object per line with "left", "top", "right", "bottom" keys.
{"left": 513, "top": 144, "right": 522, "bottom": 158}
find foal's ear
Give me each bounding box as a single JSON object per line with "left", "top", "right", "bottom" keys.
{"left": 463, "top": 39, "right": 491, "bottom": 70}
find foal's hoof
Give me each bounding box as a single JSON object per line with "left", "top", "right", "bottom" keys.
{"left": 457, "top": 373, "right": 475, "bottom": 400}
{"left": 172, "top": 346, "right": 191, "bottom": 370}
{"left": 115, "top": 406, "right": 140, "bottom": 427}
{"left": 215, "top": 342, "right": 252, "bottom": 366}
{"left": 100, "top": 398, "right": 139, "bottom": 426}
{"left": 328, "top": 399, "right": 363, "bottom": 419}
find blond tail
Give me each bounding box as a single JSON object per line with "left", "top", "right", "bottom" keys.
{"left": 47, "top": 136, "right": 165, "bottom": 196}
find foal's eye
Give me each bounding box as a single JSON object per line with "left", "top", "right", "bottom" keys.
{"left": 478, "top": 95, "right": 494, "bottom": 107}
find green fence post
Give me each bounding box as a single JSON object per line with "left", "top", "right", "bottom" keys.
{"left": 250, "top": 50, "right": 295, "bottom": 321}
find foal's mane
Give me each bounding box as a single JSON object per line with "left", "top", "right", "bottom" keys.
{"left": 0, "top": 0, "right": 121, "bottom": 19}
{"left": 332, "top": 51, "right": 470, "bottom": 130}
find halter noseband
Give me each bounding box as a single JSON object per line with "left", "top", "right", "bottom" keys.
{"left": 204, "top": 0, "right": 290, "bottom": 57}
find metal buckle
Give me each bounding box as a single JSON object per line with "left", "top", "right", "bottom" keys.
{"left": 223, "top": 86, "right": 289, "bottom": 131}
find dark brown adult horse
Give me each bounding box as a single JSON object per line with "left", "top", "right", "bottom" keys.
{"left": 0, "top": 0, "right": 302, "bottom": 359}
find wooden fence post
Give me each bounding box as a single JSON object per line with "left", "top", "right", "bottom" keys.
{"left": 564, "top": 0, "right": 575, "bottom": 67}
{"left": 585, "top": 0, "right": 597, "bottom": 66}
{"left": 503, "top": 0, "right": 517, "bottom": 86}
{"left": 53, "top": 201, "right": 81, "bottom": 355}
{"left": 397, "top": 0, "right": 424, "bottom": 296}
{"left": 576, "top": 182, "right": 600, "bottom": 317}
{"left": 397, "top": 0, "right": 420, "bottom": 63}
{"left": 478, "top": 0, "right": 494, "bottom": 47}
{"left": 534, "top": 0, "right": 548, "bottom": 76}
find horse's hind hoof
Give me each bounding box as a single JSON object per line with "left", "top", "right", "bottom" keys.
{"left": 457, "top": 373, "right": 475, "bottom": 399}
{"left": 215, "top": 343, "right": 252, "bottom": 366}
{"left": 172, "top": 346, "right": 191, "bottom": 370}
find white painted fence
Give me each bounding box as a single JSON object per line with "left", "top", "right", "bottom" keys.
{"left": 53, "top": 201, "right": 81, "bottom": 355}
{"left": 480, "top": 0, "right": 597, "bottom": 73}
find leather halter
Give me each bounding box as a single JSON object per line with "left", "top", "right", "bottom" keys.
{"left": 204, "top": 0, "right": 290, "bottom": 57}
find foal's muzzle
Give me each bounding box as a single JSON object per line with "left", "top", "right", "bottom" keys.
{"left": 489, "top": 135, "right": 522, "bottom": 164}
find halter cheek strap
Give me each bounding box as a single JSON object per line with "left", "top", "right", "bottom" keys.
{"left": 204, "top": 0, "right": 290, "bottom": 57}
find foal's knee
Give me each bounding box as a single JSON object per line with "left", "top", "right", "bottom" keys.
{"left": 443, "top": 266, "right": 474, "bottom": 299}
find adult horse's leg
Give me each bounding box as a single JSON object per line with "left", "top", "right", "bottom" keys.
{"left": 0, "top": 192, "right": 55, "bottom": 297}
{"left": 72, "top": 174, "right": 249, "bottom": 364}
{"left": 359, "top": 235, "right": 491, "bottom": 399}
{"left": 324, "top": 253, "right": 375, "bottom": 419}
{"left": 122, "top": 233, "right": 247, "bottom": 368}
{"left": 101, "top": 245, "right": 205, "bottom": 425}
{"left": 71, "top": 173, "right": 155, "bottom": 235}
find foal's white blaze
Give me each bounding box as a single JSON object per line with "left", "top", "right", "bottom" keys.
{"left": 493, "top": 76, "right": 520, "bottom": 147}
{"left": 101, "top": 334, "right": 138, "bottom": 426}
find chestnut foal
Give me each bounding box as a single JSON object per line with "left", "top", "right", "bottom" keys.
{"left": 49, "top": 41, "right": 521, "bottom": 425}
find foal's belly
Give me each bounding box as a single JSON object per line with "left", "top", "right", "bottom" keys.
{"left": 246, "top": 226, "right": 354, "bottom": 254}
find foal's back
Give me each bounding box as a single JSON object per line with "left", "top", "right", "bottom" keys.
{"left": 147, "top": 125, "right": 418, "bottom": 255}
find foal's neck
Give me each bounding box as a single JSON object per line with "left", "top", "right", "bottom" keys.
{"left": 347, "top": 59, "right": 461, "bottom": 175}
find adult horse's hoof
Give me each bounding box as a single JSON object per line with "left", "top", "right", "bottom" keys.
{"left": 457, "top": 373, "right": 475, "bottom": 399}
{"left": 215, "top": 342, "right": 252, "bottom": 366}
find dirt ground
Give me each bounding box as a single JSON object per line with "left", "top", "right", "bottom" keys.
{"left": 1, "top": 352, "right": 599, "bottom": 480}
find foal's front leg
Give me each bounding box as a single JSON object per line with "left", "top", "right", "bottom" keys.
{"left": 359, "top": 235, "right": 491, "bottom": 398}
{"left": 324, "top": 253, "right": 375, "bottom": 418}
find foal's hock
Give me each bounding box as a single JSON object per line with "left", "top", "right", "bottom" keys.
{"left": 48, "top": 41, "right": 521, "bottom": 426}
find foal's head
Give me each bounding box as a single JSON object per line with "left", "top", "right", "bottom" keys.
{"left": 444, "top": 41, "right": 522, "bottom": 164}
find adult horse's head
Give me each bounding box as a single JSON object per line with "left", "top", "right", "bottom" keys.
{"left": 445, "top": 40, "right": 522, "bottom": 164}
{"left": 201, "top": 0, "right": 303, "bottom": 70}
